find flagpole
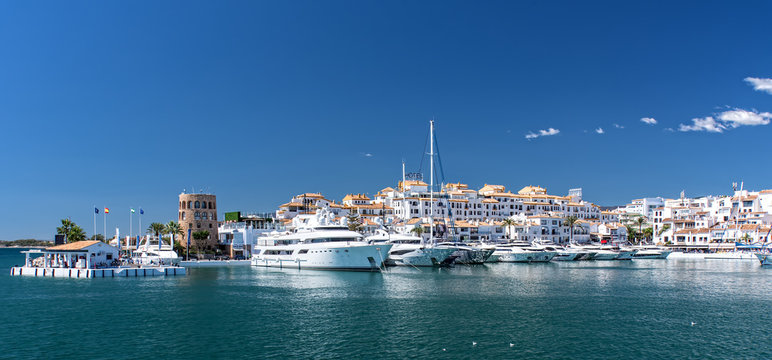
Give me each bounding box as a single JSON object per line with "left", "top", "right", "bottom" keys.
{"left": 103, "top": 208, "right": 106, "bottom": 244}
{"left": 130, "top": 209, "right": 133, "bottom": 242}
{"left": 93, "top": 206, "right": 96, "bottom": 241}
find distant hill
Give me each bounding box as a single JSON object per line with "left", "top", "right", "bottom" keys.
{"left": 0, "top": 239, "right": 53, "bottom": 247}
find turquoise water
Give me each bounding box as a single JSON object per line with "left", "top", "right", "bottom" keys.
{"left": 1, "top": 248, "right": 770, "bottom": 359}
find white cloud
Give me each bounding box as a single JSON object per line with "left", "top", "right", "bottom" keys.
{"left": 718, "top": 109, "right": 771, "bottom": 127}
{"left": 640, "top": 117, "right": 657, "bottom": 125}
{"left": 613, "top": 123, "right": 624, "bottom": 129}
{"left": 595, "top": 127, "right": 604, "bottom": 134}
{"left": 678, "top": 117, "right": 725, "bottom": 133}
{"left": 664, "top": 128, "right": 674, "bottom": 132}
{"left": 678, "top": 108, "right": 771, "bottom": 133}
{"left": 745, "top": 77, "right": 772, "bottom": 94}
{"left": 525, "top": 128, "right": 560, "bottom": 140}
{"left": 360, "top": 152, "right": 373, "bottom": 157}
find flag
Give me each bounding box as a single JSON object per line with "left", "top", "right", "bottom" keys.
{"left": 131, "top": 208, "right": 135, "bottom": 213}
{"left": 95, "top": 207, "right": 99, "bottom": 214}
{"left": 140, "top": 208, "right": 144, "bottom": 215}
{"left": 187, "top": 228, "right": 191, "bottom": 247}
{"left": 104, "top": 208, "right": 110, "bottom": 214}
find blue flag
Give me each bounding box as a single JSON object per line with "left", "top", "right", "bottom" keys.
{"left": 140, "top": 208, "right": 144, "bottom": 215}
{"left": 94, "top": 207, "right": 99, "bottom": 214}
{"left": 187, "top": 228, "right": 191, "bottom": 248}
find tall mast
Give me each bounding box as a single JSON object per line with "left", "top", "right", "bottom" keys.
{"left": 402, "top": 160, "right": 406, "bottom": 192}
{"left": 430, "top": 119, "right": 434, "bottom": 246}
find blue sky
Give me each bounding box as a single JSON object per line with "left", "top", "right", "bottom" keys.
{"left": 2, "top": 1, "right": 772, "bottom": 239}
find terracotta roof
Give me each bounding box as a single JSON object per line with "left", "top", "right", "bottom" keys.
{"left": 343, "top": 193, "right": 371, "bottom": 201}
{"left": 48, "top": 241, "right": 103, "bottom": 251}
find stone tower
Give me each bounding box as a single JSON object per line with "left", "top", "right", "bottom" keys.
{"left": 178, "top": 192, "right": 219, "bottom": 250}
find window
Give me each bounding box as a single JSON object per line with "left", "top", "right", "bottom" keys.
{"left": 187, "top": 201, "right": 191, "bottom": 209}
{"left": 195, "top": 212, "right": 200, "bottom": 220}
{"left": 195, "top": 201, "right": 200, "bottom": 209}
{"left": 202, "top": 202, "right": 207, "bottom": 209}
{"left": 181, "top": 212, "right": 186, "bottom": 220}
{"left": 197, "top": 223, "right": 201, "bottom": 228}
{"left": 202, "top": 212, "right": 208, "bottom": 220}
{"left": 209, "top": 202, "right": 213, "bottom": 209}
{"left": 212, "top": 212, "right": 215, "bottom": 220}
{"left": 209, "top": 223, "right": 212, "bottom": 228}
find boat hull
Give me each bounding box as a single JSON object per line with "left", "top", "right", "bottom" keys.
{"left": 251, "top": 244, "right": 392, "bottom": 271}
{"left": 756, "top": 253, "right": 772, "bottom": 266}
{"left": 390, "top": 247, "right": 457, "bottom": 267}
{"left": 499, "top": 251, "right": 556, "bottom": 263}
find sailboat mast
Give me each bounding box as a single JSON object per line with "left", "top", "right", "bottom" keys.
{"left": 430, "top": 119, "right": 434, "bottom": 245}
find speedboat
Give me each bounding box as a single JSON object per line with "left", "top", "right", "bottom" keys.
{"left": 436, "top": 242, "right": 495, "bottom": 265}
{"left": 367, "top": 231, "right": 457, "bottom": 267}
{"left": 493, "top": 241, "right": 556, "bottom": 263}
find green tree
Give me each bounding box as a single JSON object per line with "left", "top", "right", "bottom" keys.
{"left": 625, "top": 225, "right": 637, "bottom": 244}
{"left": 564, "top": 216, "right": 579, "bottom": 244}
{"left": 57, "top": 219, "right": 86, "bottom": 243}
{"left": 88, "top": 234, "right": 105, "bottom": 241}
{"left": 164, "top": 221, "right": 183, "bottom": 246}
{"left": 192, "top": 230, "right": 210, "bottom": 259}
{"left": 642, "top": 227, "right": 653, "bottom": 243}
{"left": 147, "top": 222, "right": 166, "bottom": 238}
{"left": 501, "top": 218, "right": 516, "bottom": 240}
{"left": 346, "top": 213, "right": 363, "bottom": 232}
{"left": 635, "top": 216, "right": 646, "bottom": 245}
{"left": 658, "top": 224, "right": 671, "bottom": 236}
{"left": 410, "top": 225, "right": 425, "bottom": 237}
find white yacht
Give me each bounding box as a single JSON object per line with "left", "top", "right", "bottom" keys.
{"left": 132, "top": 236, "right": 181, "bottom": 266}
{"left": 578, "top": 244, "right": 636, "bottom": 260}
{"left": 531, "top": 240, "right": 581, "bottom": 261}
{"left": 251, "top": 210, "right": 392, "bottom": 271}
{"left": 437, "top": 242, "right": 495, "bottom": 264}
{"left": 493, "top": 241, "right": 557, "bottom": 263}
{"left": 563, "top": 244, "right": 597, "bottom": 260}
{"left": 367, "top": 231, "right": 457, "bottom": 267}
{"left": 626, "top": 245, "right": 672, "bottom": 259}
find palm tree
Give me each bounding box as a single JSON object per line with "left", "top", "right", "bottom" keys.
{"left": 57, "top": 219, "right": 86, "bottom": 243}
{"left": 165, "top": 221, "right": 183, "bottom": 246}
{"left": 625, "top": 225, "right": 637, "bottom": 244}
{"left": 642, "top": 227, "right": 653, "bottom": 243}
{"left": 635, "top": 216, "right": 646, "bottom": 244}
{"left": 564, "top": 216, "right": 579, "bottom": 244}
{"left": 147, "top": 222, "right": 166, "bottom": 240}
{"left": 410, "top": 226, "right": 425, "bottom": 237}
{"left": 501, "top": 218, "right": 516, "bottom": 240}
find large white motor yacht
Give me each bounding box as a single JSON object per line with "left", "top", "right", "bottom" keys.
{"left": 493, "top": 241, "right": 557, "bottom": 263}
{"left": 367, "top": 231, "right": 457, "bottom": 267}
{"left": 251, "top": 209, "right": 392, "bottom": 271}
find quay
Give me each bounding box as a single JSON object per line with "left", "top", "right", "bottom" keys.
{"left": 9, "top": 240, "right": 185, "bottom": 278}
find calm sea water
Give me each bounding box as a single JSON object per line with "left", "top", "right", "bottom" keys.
{"left": 1, "top": 248, "right": 770, "bottom": 359}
